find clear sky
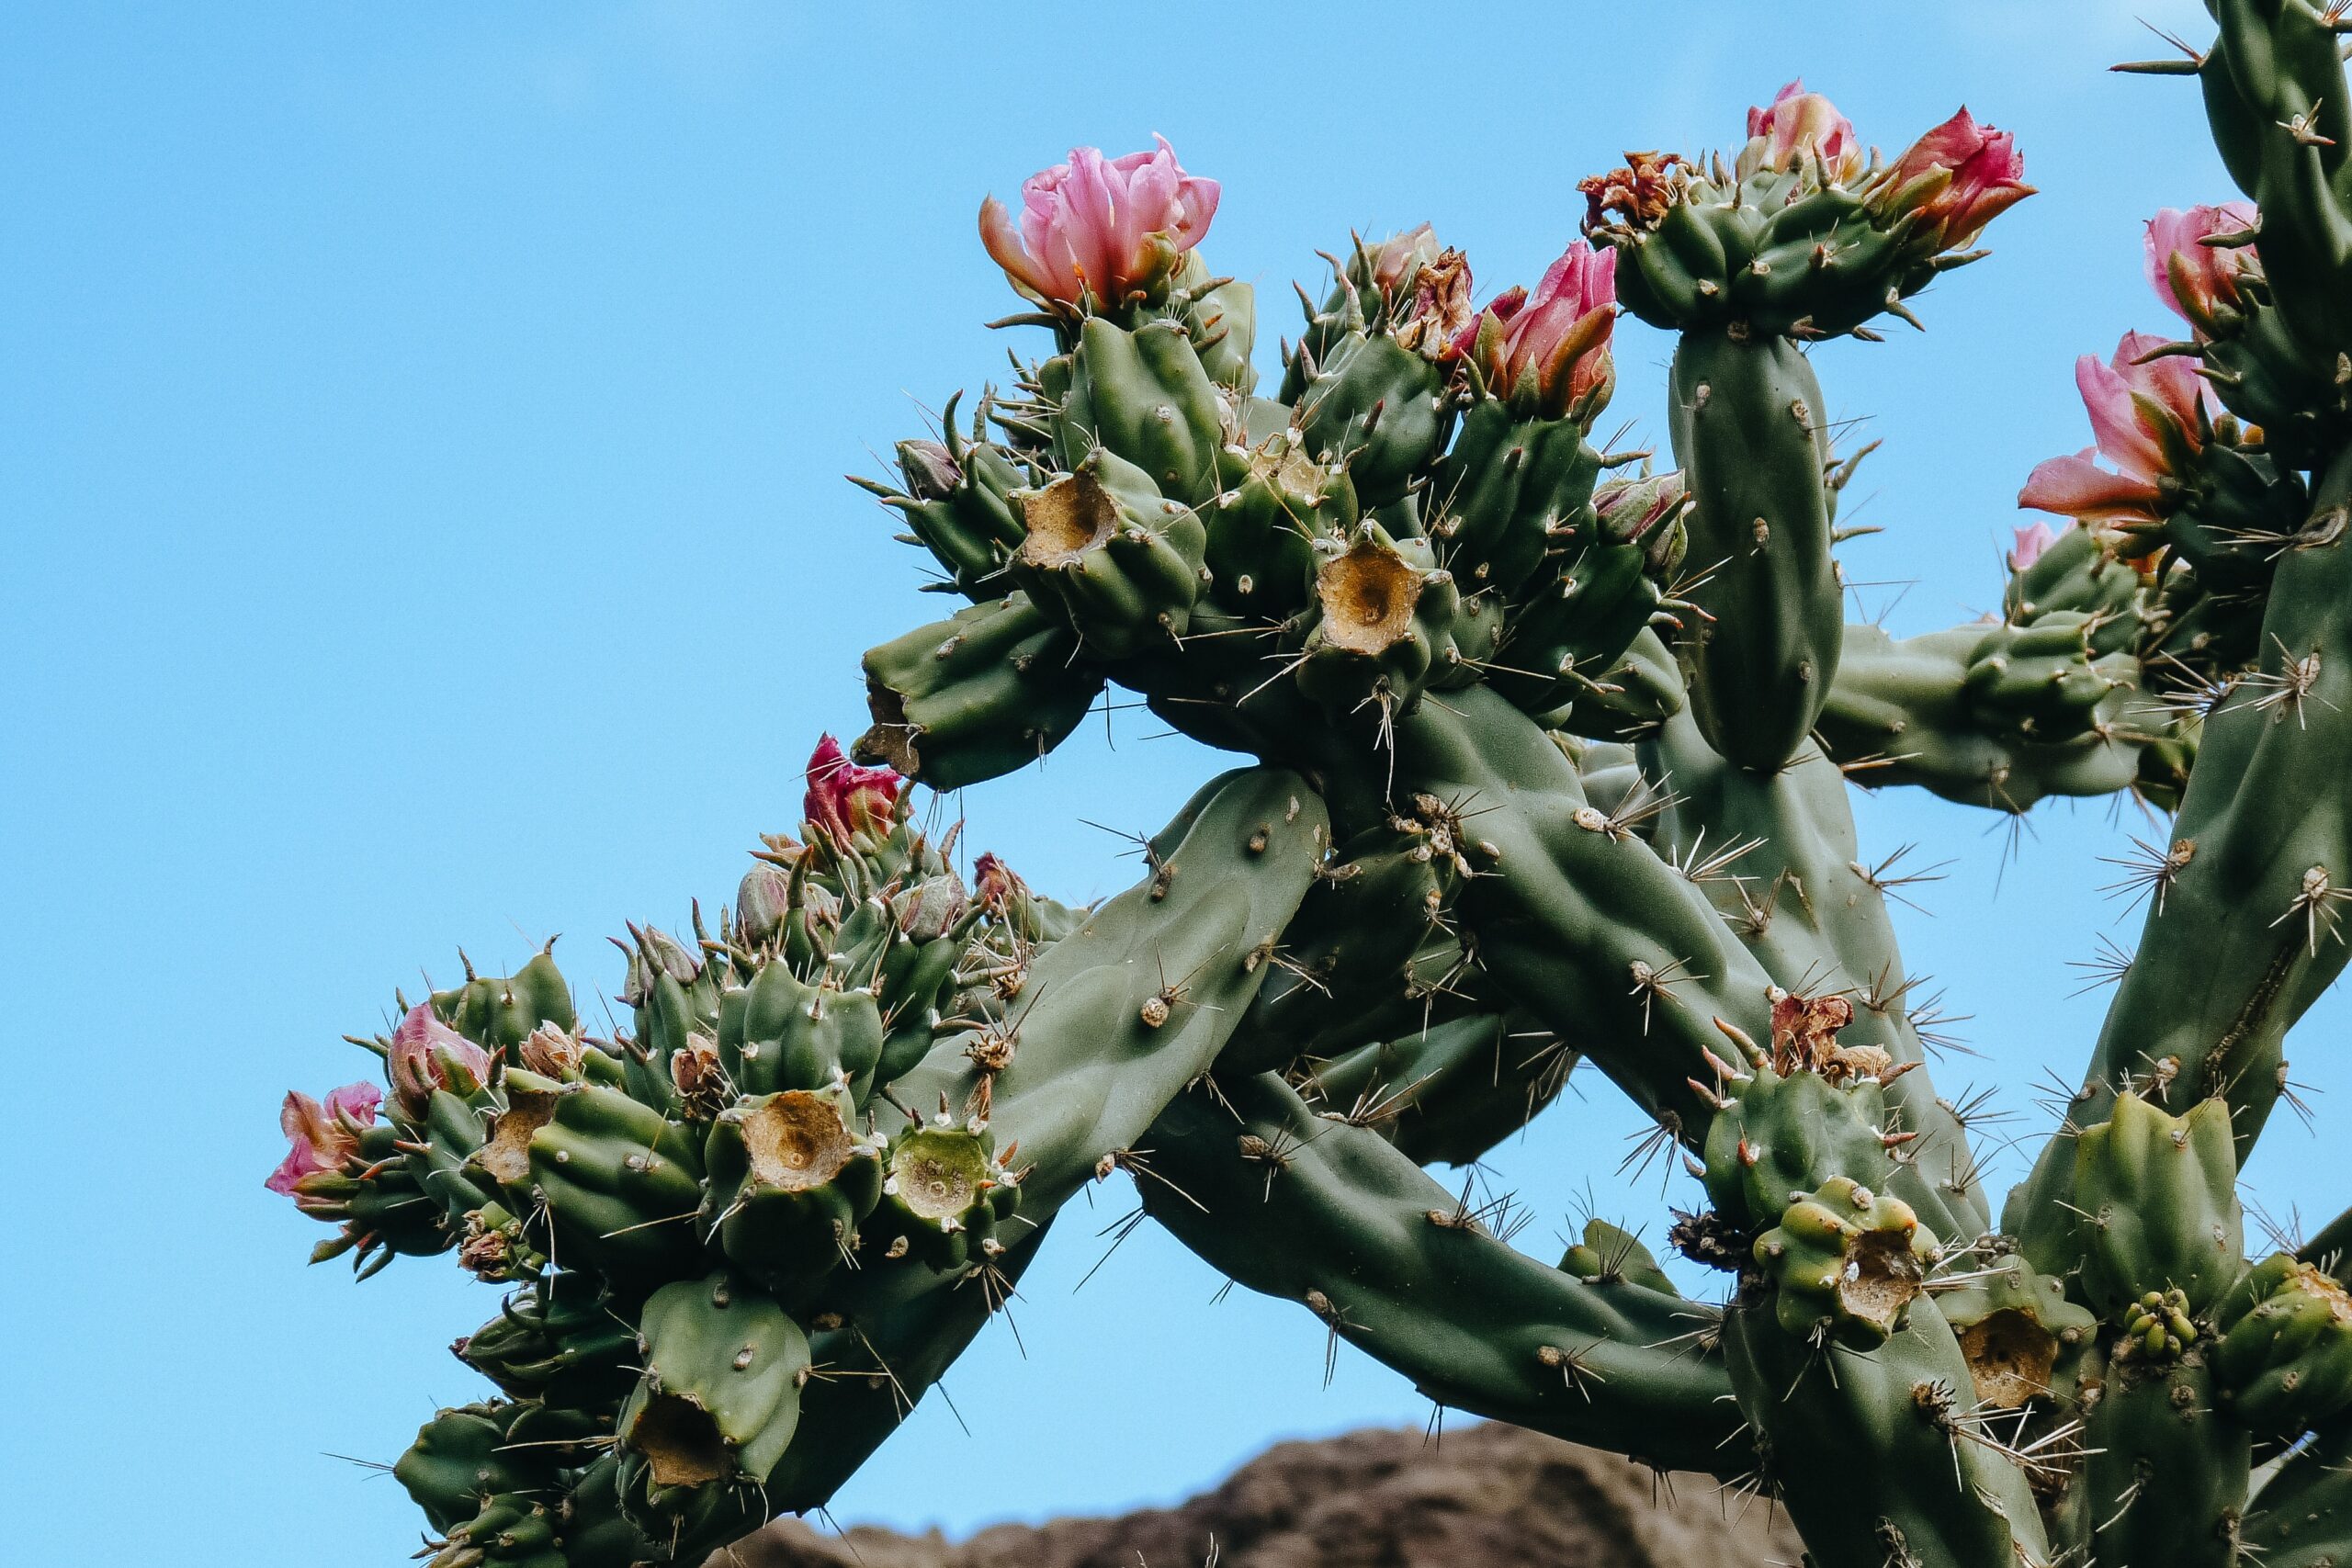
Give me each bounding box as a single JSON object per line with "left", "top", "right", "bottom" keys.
{"left": 9, "top": 2, "right": 2336, "bottom": 1563}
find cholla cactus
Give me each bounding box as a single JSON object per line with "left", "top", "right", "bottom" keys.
{"left": 270, "top": 8, "right": 2352, "bottom": 1565}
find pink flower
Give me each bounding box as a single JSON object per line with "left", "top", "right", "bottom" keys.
{"left": 805, "top": 734, "right": 905, "bottom": 848}
{"left": 1882, "top": 108, "right": 2033, "bottom": 252}
{"left": 978, "top": 136, "right": 1220, "bottom": 307}
{"left": 2018, "top": 332, "right": 2208, "bottom": 527}
{"left": 2010, "top": 521, "right": 2058, "bottom": 571}
{"left": 1738, "top": 80, "right": 1863, "bottom": 182}
{"left": 389, "top": 1003, "right": 492, "bottom": 1118}
{"left": 266, "top": 1082, "right": 380, "bottom": 1196}
{"left": 2145, "top": 202, "right": 2261, "bottom": 335}
{"left": 1459, "top": 241, "right": 1619, "bottom": 420}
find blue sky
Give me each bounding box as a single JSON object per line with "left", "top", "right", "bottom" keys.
{"left": 9, "top": 2, "right": 2336, "bottom": 1562}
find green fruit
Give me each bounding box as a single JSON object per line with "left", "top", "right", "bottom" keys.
{"left": 1753, "top": 1175, "right": 1938, "bottom": 1347}
{"left": 616, "top": 1273, "right": 810, "bottom": 1524}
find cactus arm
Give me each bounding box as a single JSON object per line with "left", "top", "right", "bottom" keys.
{"left": 1668, "top": 328, "right": 1844, "bottom": 773}
{"left": 1362, "top": 681, "right": 1778, "bottom": 1142}
{"left": 2244, "top": 1411, "right": 2352, "bottom": 1567}
{"left": 1296, "top": 1008, "right": 1576, "bottom": 1168}
{"left": 1137, "top": 1069, "right": 1751, "bottom": 1476}
{"left": 1722, "top": 1296, "right": 2049, "bottom": 1568}
{"left": 1637, "top": 705, "right": 1990, "bottom": 1241}
{"left": 2210, "top": 0, "right": 2352, "bottom": 349}
{"left": 1817, "top": 620, "right": 2153, "bottom": 812}
{"left": 888, "top": 765, "right": 1329, "bottom": 1216}
{"left": 763, "top": 1218, "right": 1055, "bottom": 1514}
{"left": 2015, "top": 454, "right": 2352, "bottom": 1269}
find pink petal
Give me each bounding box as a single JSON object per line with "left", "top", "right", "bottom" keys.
{"left": 2018, "top": 453, "right": 2161, "bottom": 521}
{"left": 2010, "top": 521, "right": 2058, "bottom": 570}
{"left": 323, "top": 1081, "right": 383, "bottom": 1125}
{"left": 2075, "top": 353, "right": 2165, "bottom": 481}
{"left": 264, "top": 1144, "right": 312, "bottom": 1196}
{"left": 2116, "top": 329, "right": 2208, "bottom": 430}
{"left": 279, "top": 1088, "right": 329, "bottom": 1151}
{"left": 1892, "top": 107, "right": 1987, "bottom": 186}
{"left": 979, "top": 196, "right": 1057, "bottom": 300}
{"left": 805, "top": 733, "right": 905, "bottom": 845}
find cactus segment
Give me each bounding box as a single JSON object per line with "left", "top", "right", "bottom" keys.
{"left": 2068, "top": 1093, "right": 2245, "bottom": 1319}
{"left": 856, "top": 592, "right": 1103, "bottom": 789}
{"left": 1054, "top": 317, "right": 1226, "bottom": 504}
{"left": 1295, "top": 330, "right": 1451, "bottom": 507}
{"left": 1011, "top": 448, "right": 1208, "bottom": 660}
{"left": 1140, "top": 1071, "right": 1750, "bottom": 1474}
{"left": 701, "top": 1089, "right": 884, "bottom": 1300}
{"left": 2212, "top": 1253, "right": 2352, "bottom": 1434}
{"left": 2081, "top": 1353, "right": 2254, "bottom": 1568}
{"left": 1933, "top": 1254, "right": 2095, "bottom": 1411}
{"left": 1668, "top": 328, "right": 1840, "bottom": 772}
{"left": 616, "top": 1274, "right": 810, "bottom": 1529}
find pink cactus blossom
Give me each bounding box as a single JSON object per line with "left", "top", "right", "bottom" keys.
{"left": 2144, "top": 202, "right": 2261, "bottom": 335}
{"left": 2018, "top": 332, "right": 2208, "bottom": 528}
{"left": 1739, "top": 80, "right": 1864, "bottom": 182}
{"left": 1459, "top": 241, "right": 1619, "bottom": 420}
{"left": 266, "top": 1082, "right": 380, "bottom": 1195}
{"left": 806, "top": 734, "right": 906, "bottom": 847}
{"left": 2010, "top": 521, "right": 2059, "bottom": 571}
{"left": 1883, "top": 108, "right": 2033, "bottom": 252}
{"left": 389, "top": 1003, "right": 493, "bottom": 1117}
{"left": 978, "top": 136, "right": 1220, "bottom": 306}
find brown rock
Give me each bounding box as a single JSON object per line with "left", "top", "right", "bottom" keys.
{"left": 715, "top": 1421, "right": 1796, "bottom": 1568}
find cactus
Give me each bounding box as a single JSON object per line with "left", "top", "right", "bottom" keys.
{"left": 271, "top": 16, "right": 2352, "bottom": 1564}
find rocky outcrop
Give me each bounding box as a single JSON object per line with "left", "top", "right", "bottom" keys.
{"left": 719, "top": 1421, "right": 1796, "bottom": 1567}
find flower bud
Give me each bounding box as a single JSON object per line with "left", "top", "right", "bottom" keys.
{"left": 388, "top": 1003, "right": 492, "bottom": 1118}
{"left": 895, "top": 438, "right": 962, "bottom": 503}
{"left": 1737, "top": 80, "right": 1864, "bottom": 182}
{"left": 1457, "top": 241, "right": 1618, "bottom": 423}
{"left": 1879, "top": 107, "right": 2033, "bottom": 254}
{"left": 2145, "top": 202, "right": 2261, "bottom": 338}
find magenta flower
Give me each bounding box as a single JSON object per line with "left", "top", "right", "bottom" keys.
{"left": 389, "top": 1003, "right": 492, "bottom": 1118}
{"left": 1882, "top": 108, "right": 2033, "bottom": 252}
{"left": 978, "top": 136, "right": 1220, "bottom": 307}
{"left": 1738, "top": 80, "right": 1863, "bottom": 182}
{"left": 1458, "top": 241, "right": 1619, "bottom": 420}
{"left": 2010, "top": 521, "right": 2058, "bottom": 571}
{"left": 2145, "top": 202, "right": 2261, "bottom": 336}
{"left": 2018, "top": 332, "right": 2207, "bottom": 529}
{"left": 806, "top": 734, "right": 905, "bottom": 848}
{"left": 266, "top": 1082, "right": 381, "bottom": 1196}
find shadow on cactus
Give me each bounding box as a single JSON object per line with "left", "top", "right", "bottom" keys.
{"left": 271, "top": 14, "right": 2352, "bottom": 1563}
